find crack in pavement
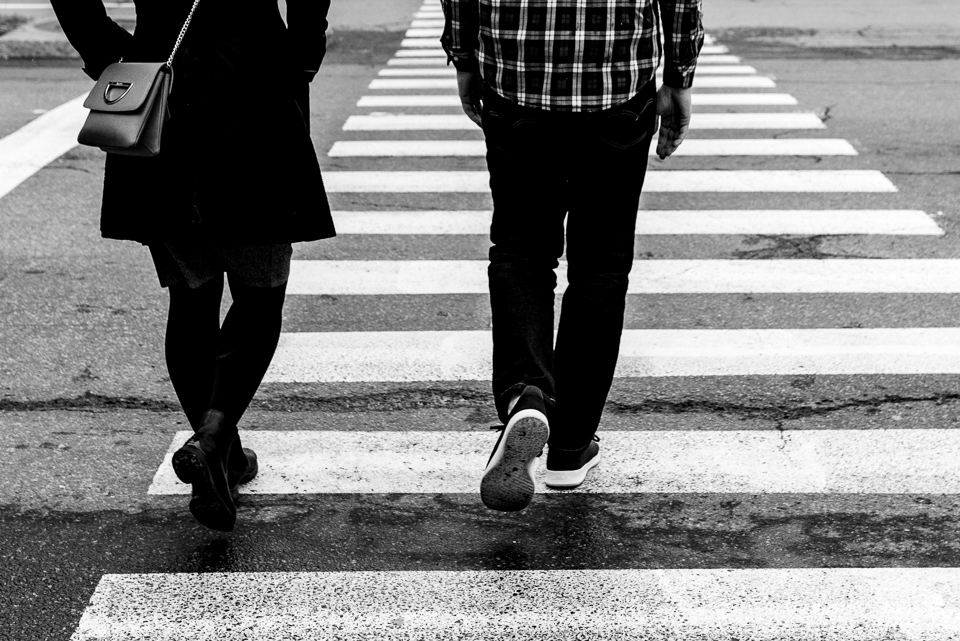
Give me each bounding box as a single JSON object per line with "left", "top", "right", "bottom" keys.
{"left": 733, "top": 235, "right": 878, "bottom": 260}
{"left": 607, "top": 393, "right": 960, "bottom": 422}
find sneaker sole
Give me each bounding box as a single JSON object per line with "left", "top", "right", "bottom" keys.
{"left": 480, "top": 410, "right": 549, "bottom": 512}
{"left": 172, "top": 444, "right": 236, "bottom": 532}
{"left": 544, "top": 451, "right": 601, "bottom": 489}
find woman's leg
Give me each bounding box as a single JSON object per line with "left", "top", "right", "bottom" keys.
{"left": 207, "top": 277, "right": 287, "bottom": 426}
{"left": 165, "top": 276, "right": 224, "bottom": 430}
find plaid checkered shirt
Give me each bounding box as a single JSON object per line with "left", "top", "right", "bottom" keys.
{"left": 440, "top": 0, "right": 704, "bottom": 112}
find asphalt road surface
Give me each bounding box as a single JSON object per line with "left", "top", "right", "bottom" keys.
{"left": 2, "top": 0, "right": 960, "bottom": 638}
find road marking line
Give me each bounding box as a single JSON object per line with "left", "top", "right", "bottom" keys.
{"left": 75, "top": 569, "right": 960, "bottom": 641}
{"left": 322, "top": 170, "right": 896, "bottom": 193}
{"left": 405, "top": 27, "right": 444, "bottom": 38}
{"left": 394, "top": 48, "right": 448, "bottom": 57}
{"left": 386, "top": 57, "right": 452, "bottom": 66}
{"left": 264, "top": 328, "right": 960, "bottom": 382}
{"left": 377, "top": 65, "right": 758, "bottom": 76}
{"left": 700, "top": 44, "right": 729, "bottom": 54}
{"left": 287, "top": 259, "right": 960, "bottom": 295}
{"left": 369, "top": 76, "right": 776, "bottom": 89}
{"left": 344, "top": 113, "right": 824, "bottom": 130}
{"left": 357, "top": 93, "right": 800, "bottom": 107}
{"left": 329, "top": 139, "right": 855, "bottom": 157}
{"left": 150, "top": 429, "right": 960, "bottom": 495}
{"left": 690, "top": 76, "right": 776, "bottom": 88}
{"left": 328, "top": 209, "right": 942, "bottom": 236}
{"left": 0, "top": 94, "right": 88, "bottom": 201}
{"left": 410, "top": 19, "right": 445, "bottom": 27}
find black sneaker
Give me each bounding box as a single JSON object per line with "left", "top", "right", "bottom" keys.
{"left": 480, "top": 386, "right": 550, "bottom": 511}
{"left": 544, "top": 437, "right": 601, "bottom": 489}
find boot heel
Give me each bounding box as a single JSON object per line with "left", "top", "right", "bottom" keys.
{"left": 172, "top": 444, "right": 205, "bottom": 485}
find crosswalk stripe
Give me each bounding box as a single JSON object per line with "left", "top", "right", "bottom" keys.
{"left": 369, "top": 76, "right": 776, "bottom": 89}
{"left": 328, "top": 138, "right": 856, "bottom": 157}
{"left": 74, "top": 569, "right": 960, "bottom": 640}
{"left": 328, "top": 210, "right": 942, "bottom": 236}
{"left": 150, "top": 429, "right": 960, "bottom": 495}
{"left": 287, "top": 259, "right": 960, "bottom": 295}
{"left": 377, "top": 65, "right": 759, "bottom": 76}
{"left": 394, "top": 49, "right": 448, "bottom": 57}
{"left": 385, "top": 55, "right": 747, "bottom": 67}
{"left": 322, "top": 170, "right": 897, "bottom": 193}
{"left": 343, "top": 113, "right": 825, "bottom": 130}
{"left": 264, "top": 328, "right": 960, "bottom": 382}
{"left": 357, "top": 93, "right": 801, "bottom": 107}
{"left": 410, "top": 19, "right": 445, "bottom": 27}
{"left": 405, "top": 27, "right": 444, "bottom": 37}
{"left": 0, "top": 94, "right": 87, "bottom": 201}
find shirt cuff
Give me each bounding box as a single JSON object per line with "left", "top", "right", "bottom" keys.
{"left": 663, "top": 68, "right": 695, "bottom": 89}
{"left": 447, "top": 51, "right": 480, "bottom": 72}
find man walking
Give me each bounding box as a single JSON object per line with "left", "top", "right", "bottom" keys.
{"left": 441, "top": 0, "right": 703, "bottom": 511}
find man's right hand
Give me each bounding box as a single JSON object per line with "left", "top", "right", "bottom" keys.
{"left": 656, "top": 85, "right": 692, "bottom": 159}
{"left": 457, "top": 69, "right": 484, "bottom": 127}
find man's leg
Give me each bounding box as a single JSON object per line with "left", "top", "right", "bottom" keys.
{"left": 481, "top": 93, "right": 568, "bottom": 510}
{"left": 548, "top": 85, "right": 658, "bottom": 486}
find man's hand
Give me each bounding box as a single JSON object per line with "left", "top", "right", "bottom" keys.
{"left": 656, "top": 85, "right": 692, "bottom": 159}
{"left": 457, "top": 69, "right": 484, "bottom": 127}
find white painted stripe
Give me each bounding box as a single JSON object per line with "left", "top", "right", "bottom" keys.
{"left": 343, "top": 112, "right": 824, "bottom": 130}
{"left": 286, "top": 260, "right": 960, "bottom": 295}
{"left": 394, "top": 49, "right": 448, "bottom": 57}
{"left": 329, "top": 209, "right": 942, "bottom": 236}
{"left": 377, "top": 65, "right": 758, "bottom": 76}
{"left": 357, "top": 93, "right": 800, "bottom": 107}
{"left": 410, "top": 19, "right": 445, "bottom": 27}
{"left": 74, "top": 569, "right": 960, "bottom": 641}
{"left": 151, "top": 428, "right": 960, "bottom": 495}
{"left": 379, "top": 67, "right": 457, "bottom": 76}
{"left": 690, "top": 93, "right": 798, "bottom": 105}
{"left": 690, "top": 76, "right": 776, "bottom": 88}
{"left": 387, "top": 57, "right": 451, "bottom": 66}
{"left": 405, "top": 28, "right": 443, "bottom": 38}
{"left": 322, "top": 171, "right": 897, "bottom": 193}
{"left": 701, "top": 44, "right": 729, "bottom": 54}
{"left": 704, "top": 34, "right": 716, "bottom": 45}
{"left": 369, "top": 78, "right": 455, "bottom": 90}
{"left": 328, "top": 139, "right": 856, "bottom": 157}
{"left": 369, "top": 76, "right": 776, "bottom": 89}
{"left": 694, "top": 54, "right": 741, "bottom": 64}
{"left": 265, "top": 328, "right": 960, "bottom": 382}
{"left": 400, "top": 38, "right": 445, "bottom": 48}
{"left": 0, "top": 2, "right": 131, "bottom": 7}
{"left": 414, "top": 11, "right": 444, "bottom": 18}
{"left": 0, "top": 94, "right": 87, "bottom": 201}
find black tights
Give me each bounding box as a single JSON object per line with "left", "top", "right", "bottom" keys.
{"left": 165, "top": 275, "right": 287, "bottom": 431}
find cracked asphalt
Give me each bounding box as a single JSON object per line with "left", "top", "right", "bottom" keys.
{"left": 1, "top": 0, "right": 960, "bottom": 638}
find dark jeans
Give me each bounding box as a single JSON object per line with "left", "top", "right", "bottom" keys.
{"left": 483, "top": 82, "right": 657, "bottom": 451}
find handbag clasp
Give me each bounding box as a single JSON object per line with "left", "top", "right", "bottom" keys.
{"left": 104, "top": 82, "right": 133, "bottom": 105}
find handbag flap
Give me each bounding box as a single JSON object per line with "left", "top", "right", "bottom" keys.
{"left": 83, "top": 62, "right": 169, "bottom": 113}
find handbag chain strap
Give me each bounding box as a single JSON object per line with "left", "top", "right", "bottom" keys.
{"left": 165, "top": 0, "right": 202, "bottom": 68}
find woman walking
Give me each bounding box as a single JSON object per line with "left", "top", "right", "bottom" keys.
{"left": 52, "top": 0, "right": 335, "bottom": 531}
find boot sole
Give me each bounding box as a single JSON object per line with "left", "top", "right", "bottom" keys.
{"left": 480, "top": 411, "right": 549, "bottom": 512}
{"left": 172, "top": 443, "right": 236, "bottom": 532}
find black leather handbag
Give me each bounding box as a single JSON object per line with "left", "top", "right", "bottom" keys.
{"left": 77, "top": 0, "right": 200, "bottom": 157}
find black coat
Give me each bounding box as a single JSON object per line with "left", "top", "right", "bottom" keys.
{"left": 51, "top": 0, "right": 336, "bottom": 245}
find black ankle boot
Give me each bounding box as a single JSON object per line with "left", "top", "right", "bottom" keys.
{"left": 227, "top": 435, "right": 258, "bottom": 502}
{"left": 172, "top": 409, "right": 238, "bottom": 532}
